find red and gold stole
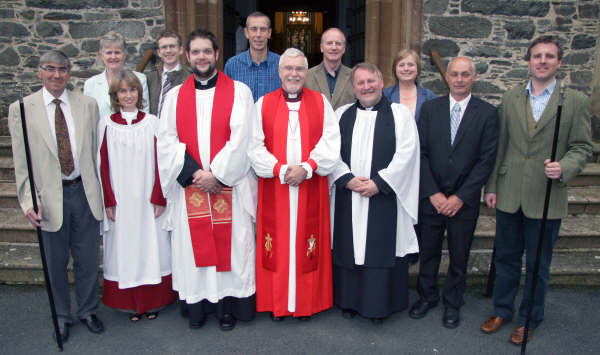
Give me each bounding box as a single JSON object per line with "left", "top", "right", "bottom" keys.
{"left": 176, "top": 72, "right": 234, "bottom": 272}
{"left": 258, "top": 88, "right": 330, "bottom": 274}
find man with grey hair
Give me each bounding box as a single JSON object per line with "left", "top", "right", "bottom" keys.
{"left": 411, "top": 56, "right": 499, "bottom": 328}
{"left": 249, "top": 47, "right": 340, "bottom": 320}
{"left": 330, "top": 62, "right": 420, "bottom": 323}
{"left": 305, "top": 28, "right": 355, "bottom": 109}
{"left": 8, "top": 50, "right": 104, "bottom": 343}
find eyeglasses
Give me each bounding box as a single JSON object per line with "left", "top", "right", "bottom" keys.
{"left": 281, "top": 65, "right": 306, "bottom": 73}
{"left": 40, "top": 65, "right": 69, "bottom": 74}
{"left": 158, "top": 44, "right": 179, "bottom": 50}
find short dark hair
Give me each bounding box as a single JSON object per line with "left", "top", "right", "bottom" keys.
{"left": 185, "top": 29, "right": 218, "bottom": 53}
{"left": 525, "top": 35, "right": 563, "bottom": 61}
{"left": 246, "top": 11, "right": 271, "bottom": 28}
{"left": 39, "top": 50, "right": 71, "bottom": 70}
{"left": 157, "top": 30, "right": 182, "bottom": 46}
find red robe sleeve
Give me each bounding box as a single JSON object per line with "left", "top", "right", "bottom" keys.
{"left": 150, "top": 137, "right": 167, "bottom": 206}
{"left": 100, "top": 128, "right": 116, "bottom": 208}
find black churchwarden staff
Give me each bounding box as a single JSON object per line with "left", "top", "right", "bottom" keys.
{"left": 19, "top": 93, "right": 63, "bottom": 351}
{"left": 520, "top": 84, "right": 564, "bottom": 355}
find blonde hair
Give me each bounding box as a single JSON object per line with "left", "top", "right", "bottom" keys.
{"left": 392, "top": 49, "right": 421, "bottom": 82}
{"left": 108, "top": 70, "right": 144, "bottom": 112}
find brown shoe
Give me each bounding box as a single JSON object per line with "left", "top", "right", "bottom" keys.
{"left": 481, "top": 316, "right": 504, "bottom": 334}
{"left": 510, "top": 326, "right": 533, "bottom": 345}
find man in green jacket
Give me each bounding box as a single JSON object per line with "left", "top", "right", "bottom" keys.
{"left": 480, "top": 35, "right": 592, "bottom": 345}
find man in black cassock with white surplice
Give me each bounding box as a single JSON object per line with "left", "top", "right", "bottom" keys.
{"left": 330, "top": 63, "right": 420, "bottom": 323}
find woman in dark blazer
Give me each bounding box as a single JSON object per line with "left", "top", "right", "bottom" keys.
{"left": 383, "top": 49, "right": 436, "bottom": 122}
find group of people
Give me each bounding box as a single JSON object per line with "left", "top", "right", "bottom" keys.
{"left": 8, "top": 10, "right": 592, "bottom": 349}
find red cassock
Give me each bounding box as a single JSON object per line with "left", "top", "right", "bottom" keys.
{"left": 255, "top": 88, "right": 333, "bottom": 317}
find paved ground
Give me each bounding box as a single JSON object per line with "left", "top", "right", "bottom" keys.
{"left": 1, "top": 285, "right": 598, "bottom": 355}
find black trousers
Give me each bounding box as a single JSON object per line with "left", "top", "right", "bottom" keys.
{"left": 417, "top": 213, "right": 477, "bottom": 310}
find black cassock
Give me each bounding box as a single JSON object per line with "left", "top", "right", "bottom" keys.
{"left": 332, "top": 97, "right": 410, "bottom": 319}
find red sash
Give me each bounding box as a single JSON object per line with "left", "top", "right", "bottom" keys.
{"left": 176, "top": 72, "right": 234, "bottom": 272}
{"left": 257, "top": 88, "right": 329, "bottom": 274}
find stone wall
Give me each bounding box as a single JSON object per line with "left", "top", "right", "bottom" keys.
{"left": 0, "top": 0, "right": 165, "bottom": 123}
{"left": 420, "top": 0, "right": 599, "bottom": 105}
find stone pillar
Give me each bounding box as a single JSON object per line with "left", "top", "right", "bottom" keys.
{"left": 364, "top": 0, "right": 422, "bottom": 87}
{"left": 164, "top": 0, "right": 224, "bottom": 68}
{"left": 592, "top": 42, "right": 600, "bottom": 142}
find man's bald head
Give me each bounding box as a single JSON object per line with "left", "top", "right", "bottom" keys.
{"left": 445, "top": 56, "right": 477, "bottom": 101}
{"left": 320, "top": 27, "right": 346, "bottom": 66}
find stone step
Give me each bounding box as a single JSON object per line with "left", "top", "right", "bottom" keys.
{"left": 1, "top": 205, "right": 600, "bottom": 250}
{"left": 0, "top": 156, "right": 14, "bottom": 182}
{"left": 2, "top": 242, "right": 598, "bottom": 286}
{"left": 0, "top": 136, "right": 11, "bottom": 157}
{"left": 0, "top": 182, "right": 19, "bottom": 209}
{"left": 571, "top": 163, "right": 600, "bottom": 186}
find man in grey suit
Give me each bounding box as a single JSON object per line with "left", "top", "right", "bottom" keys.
{"left": 480, "top": 35, "right": 592, "bottom": 345}
{"left": 8, "top": 50, "right": 104, "bottom": 343}
{"left": 305, "top": 28, "right": 355, "bottom": 110}
{"left": 147, "top": 30, "right": 192, "bottom": 116}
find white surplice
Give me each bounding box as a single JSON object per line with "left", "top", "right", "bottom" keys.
{"left": 97, "top": 110, "right": 171, "bottom": 289}
{"left": 156, "top": 81, "right": 257, "bottom": 304}
{"left": 249, "top": 92, "right": 340, "bottom": 312}
{"left": 330, "top": 102, "right": 420, "bottom": 264}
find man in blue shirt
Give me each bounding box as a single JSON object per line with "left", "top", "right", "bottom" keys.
{"left": 224, "top": 11, "right": 281, "bottom": 102}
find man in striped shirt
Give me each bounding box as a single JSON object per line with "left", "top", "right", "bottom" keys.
{"left": 224, "top": 11, "right": 281, "bottom": 102}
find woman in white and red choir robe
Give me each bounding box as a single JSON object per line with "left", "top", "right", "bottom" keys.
{"left": 97, "top": 70, "right": 176, "bottom": 322}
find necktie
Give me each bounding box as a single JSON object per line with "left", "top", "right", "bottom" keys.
{"left": 157, "top": 72, "right": 172, "bottom": 118}
{"left": 450, "top": 103, "right": 461, "bottom": 145}
{"left": 53, "top": 99, "right": 74, "bottom": 175}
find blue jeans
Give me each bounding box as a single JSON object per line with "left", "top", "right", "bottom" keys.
{"left": 493, "top": 209, "right": 561, "bottom": 329}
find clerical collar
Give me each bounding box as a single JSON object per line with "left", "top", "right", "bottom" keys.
{"left": 283, "top": 89, "right": 303, "bottom": 102}
{"left": 194, "top": 72, "right": 218, "bottom": 90}
{"left": 356, "top": 96, "right": 389, "bottom": 111}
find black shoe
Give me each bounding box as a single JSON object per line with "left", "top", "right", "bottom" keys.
{"left": 189, "top": 313, "right": 207, "bottom": 329}
{"left": 409, "top": 299, "right": 438, "bottom": 319}
{"left": 297, "top": 316, "right": 311, "bottom": 321}
{"left": 219, "top": 313, "right": 236, "bottom": 331}
{"left": 80, "top": 315, "right": 104, "bottom": 334}
{"left": 342, "top": 309, "right": 358, "bottom": 319}
{"left": 179, "top": 301, "right": 189, "bottom": 318}
{"left": 443, "top": 307, "right": 460, "bottom": 329}
{"left": 53, "top": 323, "right": 69, "bottom": 343}
{"left": 270, "top": 313, "right": 285, "bottom": 322}
{"left": 371, "top": 317, "right": 384, "bottom": 324}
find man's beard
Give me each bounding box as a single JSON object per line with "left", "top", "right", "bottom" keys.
{"left": 192, "top": 62, "right": 216, "bottom": 81}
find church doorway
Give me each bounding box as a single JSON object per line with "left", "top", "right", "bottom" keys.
{"left": 222, "top": 0, "right": 366, "bottom": 68}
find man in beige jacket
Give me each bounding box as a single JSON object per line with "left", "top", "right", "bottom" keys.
{"left": 8, "top": 50, "right": 104, "bottom": 343}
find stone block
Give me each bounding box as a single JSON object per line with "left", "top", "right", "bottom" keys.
{"left": 141, "top": 0, "right": 162, "bottom": 7}
{"left": 423, "top": 0, "right": 449, "bottom": 14}
{"left": 475, "top": 62, "right": 488, "bottom": 74}
{"left": 84, "top": 13, "right": 114, "bottom": 21}
{"left": 19, "top": 10, "right": 34, "bottom": 20}
{"left": 0, "top": 9, "right": 15, "bottom": 18}
{"left": 82, "top": 40, "right": 100, "bottom": 53}
{"left": 119, "top": 8, "right": 162, "bottom": 19}
{"left": 570, "top": 71, "right": 593, "bottom": 85}
{"left": 490, "top": 60, "right": 511, "bottom": 66}
{"left": 504, "top": 20, "right": 535, "bottom": 40}
{"left": 43, "top": 12, "right": 82, "bottom": 20}
{"left": 36, "top": 22, "right": 63, "bottom": 37}
{"left": 26, "top": 0, "right": 127, "bottom": 9}
{"left": 59, "top": 44, "right": 79, "bottom": 57}
{"left": 17, "top": 45, "right": 34, "bottom": 55}
{"left": 72, "top": 58, "right": 96, "bottom": 68}
{"left": 69, "top": 21, "right": 145, "bottom": 39}
{"left": 556, "top": 17, "right": 572, "bottom": 26}
{"left": 579, "top": 4, "right": 599, "bottom": 18}
{"left": 23, "top": 56, "right": 39, "bottom": 68}
{"left": 465, "top": 46, "right": 501, "bottom": 58}
{"left": 562, "top": 53, "right": 590, "bottom": 65}
{"left": 0, "top": 47, "right": 19, "bottom": 66}
{"left": 462, "top": 0, "right": 549, "bottom": 17}
{"left": 554, "top": 4, "right": 576, "bottom": 16}
{"left": 422, "top": 79, "right": 448, "bottom": 96}
{"left": 0, "top": 22, "right": 29, "bottom": 37}
{"left": 473, "top": 81, "right": 503, "bottom": 94}
{"left": 505, "top": 68, "right": 529, "bottom": 79}
{"left": 572, "top": 34, "right": 596, "bottom": 50}
{"left": 422, "top": 38, "right": 460, "bottom": 57}
{"left": 429, "top": 16, "right": 492, "bottom": 38}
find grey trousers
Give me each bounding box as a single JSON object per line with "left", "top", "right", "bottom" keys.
{"left": 41, "top": 180, "right": 101, "bottom": 325}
